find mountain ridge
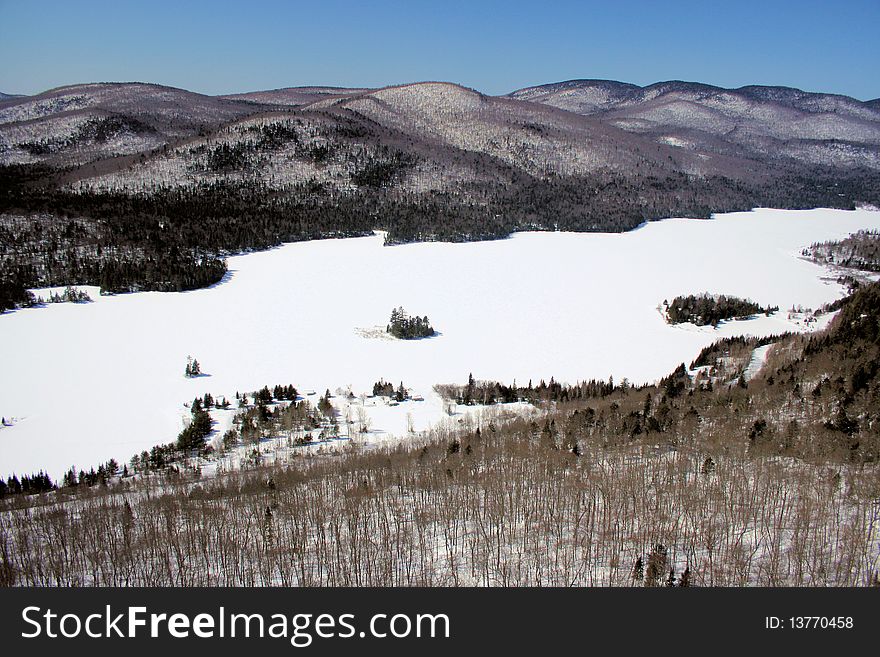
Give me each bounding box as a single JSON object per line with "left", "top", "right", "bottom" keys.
{"left": 507, "top": 79, "right": 879, "bottom": 112}
{"left": 2, "top": 76, "right": 879, "bottom": 299}
{"left": 506, "top": 78, "right": 880, "bottom": 172}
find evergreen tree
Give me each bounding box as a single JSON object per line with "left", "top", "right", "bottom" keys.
{"left": 185, "top": 356, "right": 202, "bottom": 378}
{"left": 645, "top": 544, "right": 668, "bottom": 586}
{"left": 679, "top": 566, "right": 691, "bottom": 587}
{"left": 63, "top": 468, "right": 78, "bottom": 488}
{"left": 465, "top": 373, "right": 476, "bottom": 405}
{"left": 632, "top": 557, "right": 644, "bottom": 583}
{"left": 701, "top": 456, "right": 716, "bottom": 475}
{"left": 318, "top": 390, "right": 334, "bottom": 417}
{"left": 386, "top": 307, "right": 435, "bottom": 339}
{"left": 263, "top": 505, "right": 274, "bottom": 546}
{"left": 177, "top": 399, "right": 212, "bottom": 453}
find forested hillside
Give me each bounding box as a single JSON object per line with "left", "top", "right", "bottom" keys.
{"left": 2, "top": 282, "right": 878, "bottom": 586}
{"left": 2, "top": 81, "right": 880, "bottom": 307}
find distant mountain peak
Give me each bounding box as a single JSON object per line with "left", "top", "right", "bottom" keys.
{"left": 3, "top": 76, "right": 879, "bottom": 177}
{"left": 508, "top": 79, "right": 877, "bottom": 113}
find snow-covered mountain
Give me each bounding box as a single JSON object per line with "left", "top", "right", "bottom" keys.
{"left": 510, "top": 80, "right": 880, "bottom": 120}
{"left": 2, "top": 78, "right": 880, "bottom": 279}
{"left": 317, "top": 82, "right": 667, "bottom": 176}
{"left": 66, "top": 80, "right": 771, "bottom": 198}
{"left": 508, "top": 80, "right": 880, "bottom": 169}
{"left": 4, "top": 77, "right": 880, "bottom": 177}
{"left": 0, "top": 82, "right": 266, "bottom": 166}
{"left": 63, "top": 80, "right": 702, "bottom": 198}
{"left": 220, "top": 86, "right": 370, "bottom": 106}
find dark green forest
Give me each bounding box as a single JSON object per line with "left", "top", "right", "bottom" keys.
{"left": 2, "top": 156, "right": 880, "bottom": 313}
{"left": 387, "top": 307, "right": 435, "bottom": 339}
{"left": 666, "top": 293, "right": 778, "bottom": 326}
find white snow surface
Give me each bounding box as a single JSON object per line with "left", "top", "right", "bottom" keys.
{"left": 743, "top": 344, "right": 774, "bottom": 381}
{"left": 1, "top": 207, "right": 879, "bottom": 478}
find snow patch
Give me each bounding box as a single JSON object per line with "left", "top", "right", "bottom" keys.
{"left": 743, "top": 344, "right": 774, "bottom": 381}
{"left": 1, "top": 207, "right": 878, "bottom": 478}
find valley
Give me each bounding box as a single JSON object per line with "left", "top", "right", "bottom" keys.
{"left": 1, "top": 207, "right": 877, "bottom": 480}
{"left": 2, "top": 75, "right": 880, "bottom": 589}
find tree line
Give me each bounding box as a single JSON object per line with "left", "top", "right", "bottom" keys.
{"left": 436, "top": 372, "right": 620, "bottom": 406}
{"left": 666, "top": 293, "right": 778, "bottom": 326}
{"left": 804, "top": 229, "right": 880, "bottom": 273}
{"left": 1, "top": 280, "right": 877, "bottom": 584}
{"left": 372, "top": 379, "right": 409, "bottom": 401}
{"left": 387, "top": 307, "right": 434, "bottom": 339}
{"left": 3, "top": 157, "right": 879, "bottom": 305}
{"left": 2, "top": 283, "right": 879, "bottom": 585}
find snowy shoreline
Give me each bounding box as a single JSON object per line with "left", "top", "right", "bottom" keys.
{"left": 1, "top": 206, "right": 879, "bottom": 478}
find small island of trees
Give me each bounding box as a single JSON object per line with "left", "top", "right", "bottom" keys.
{"left": 184, "top": 356, "right": 202, "bottom": 378}
{"left": 386, "top": 307, "right": 435, "bottom": 339}
{"left": 665, "top": 293, "right": 778, "bottom": 327}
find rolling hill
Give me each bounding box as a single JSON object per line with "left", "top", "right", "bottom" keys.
{"left": 1, "top": 78, "right": 879, "bottom": 300}
{"left": 508, "top": 79, "right": 880, "bottom": 170}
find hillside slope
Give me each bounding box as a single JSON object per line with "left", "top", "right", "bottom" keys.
{"left": 220, "top": 86, "right": 370, "bottom": 106}
{"left": 2, "top": 281, "right": 878, "bottom": 586}
{"left": 2, "top": 79, "right": 880, "bottom": 297}
{"left": 0, "top": 82, "right": 271, "bottom": 166}
{"left": 509, "top": 80, "right": 880, "bottom": 170}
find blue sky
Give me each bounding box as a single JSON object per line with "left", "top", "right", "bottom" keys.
{"left": 1, "top": 0, "right": 878, "bottom": 99}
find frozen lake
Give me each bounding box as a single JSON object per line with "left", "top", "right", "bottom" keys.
{"left": 1, "top": 207, "right": 878, "bottom": 478}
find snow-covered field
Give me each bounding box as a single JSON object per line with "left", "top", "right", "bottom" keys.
{"left": 1, "top": 207, "right": 878, "bottom": 478}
